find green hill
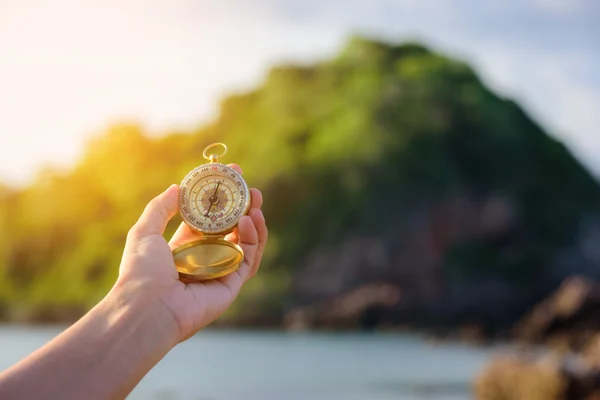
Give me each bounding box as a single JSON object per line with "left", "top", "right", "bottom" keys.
{"left": 2, "top": 37, "right": 600, "bottom": 332}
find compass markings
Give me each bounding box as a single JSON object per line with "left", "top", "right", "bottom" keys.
{"left": 181, "top": 165, "right": 249, "bottom": 234}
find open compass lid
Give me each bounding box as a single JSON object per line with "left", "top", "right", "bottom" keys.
{"left": 173, "top": 237, "right": 244, "bottom": 281}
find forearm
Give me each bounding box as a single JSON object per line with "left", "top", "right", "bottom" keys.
{"left": 0, "top": 285, "right": 179, "bottom": 400}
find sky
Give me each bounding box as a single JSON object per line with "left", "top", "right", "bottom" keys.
{"left": 0, "top": 0, "right": 599, "bottom": 186}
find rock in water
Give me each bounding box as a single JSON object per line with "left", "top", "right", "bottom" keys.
{"left": 474, "top": 353, "right": 600, "bottom": 400}
{"left": 513, "top": 276, "right": 600, "bottom": 351}
{"left": 474, "top": 354, "right": 568, "bottom": 400}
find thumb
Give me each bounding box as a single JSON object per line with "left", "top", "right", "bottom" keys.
{"left": 128, "top": 184, "right": 180, "bottom": 239}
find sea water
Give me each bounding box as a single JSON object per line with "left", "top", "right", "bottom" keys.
{"left": 0, "top": 326, "right": 504, "bottom": 400}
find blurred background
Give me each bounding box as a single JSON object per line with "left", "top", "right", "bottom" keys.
{"left": 1, "top": 1, "right": 600, "bottom": 399}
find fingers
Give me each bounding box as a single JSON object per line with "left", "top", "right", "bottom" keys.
{"left": 129, "top": 184, "right": 179, "bottom": 239}
{"left": 233, "top": 208, "right": 267, "bottom": 282}
{"left": 228, "top": 163, "right": 243, "bottom": 175}
{"left": 223, "top": 188, "right": 263, "bottom": 244}
{"left": 249, "top": 188, "right": 263, "bottom": 209}
{"left": 235, "top": 215, "right": 259, "bottom": 281}
{"left": 248, "top": 208, "right": 268, "bottom": 277}
{"left": 222, "top": 189, "right": 266, "bottom": 282}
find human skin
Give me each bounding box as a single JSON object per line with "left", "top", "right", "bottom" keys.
{"left": 0, "top": 163, "right": 267, "bottom": 400}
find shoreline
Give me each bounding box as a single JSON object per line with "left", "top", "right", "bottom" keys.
{"left": 0, "top": 320, "right": 538, "bottom": 354}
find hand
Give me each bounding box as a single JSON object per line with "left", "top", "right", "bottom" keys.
{"left": 111, "top": 164, "right": 267, "bottom": 343}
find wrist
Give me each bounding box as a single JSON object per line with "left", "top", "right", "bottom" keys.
{"left": 102, "top": 280, "right": 181, "bottom": 350}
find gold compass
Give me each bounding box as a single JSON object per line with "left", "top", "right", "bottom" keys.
{"left": 172, "top": 143, "right": 251, "bottom": 281}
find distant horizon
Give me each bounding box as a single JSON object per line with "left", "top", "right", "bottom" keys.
{"left": 1, "top": 0, "right": 598, "bottom": 186}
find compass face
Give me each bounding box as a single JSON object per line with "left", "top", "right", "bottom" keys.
{"left": 179, "top": 163, "right": 251, "bottom": 235}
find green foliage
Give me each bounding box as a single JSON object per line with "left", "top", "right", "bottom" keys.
{"left": 1, "top": 37, "right": 599, "bottom": 321}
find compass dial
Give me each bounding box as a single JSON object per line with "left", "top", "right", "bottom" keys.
{"left": 179, "top": 163, "right": 251, "bottom": 235}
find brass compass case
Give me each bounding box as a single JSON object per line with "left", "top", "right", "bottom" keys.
{"left": 172, "top": 143, "right": 251, "bottom": 281}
